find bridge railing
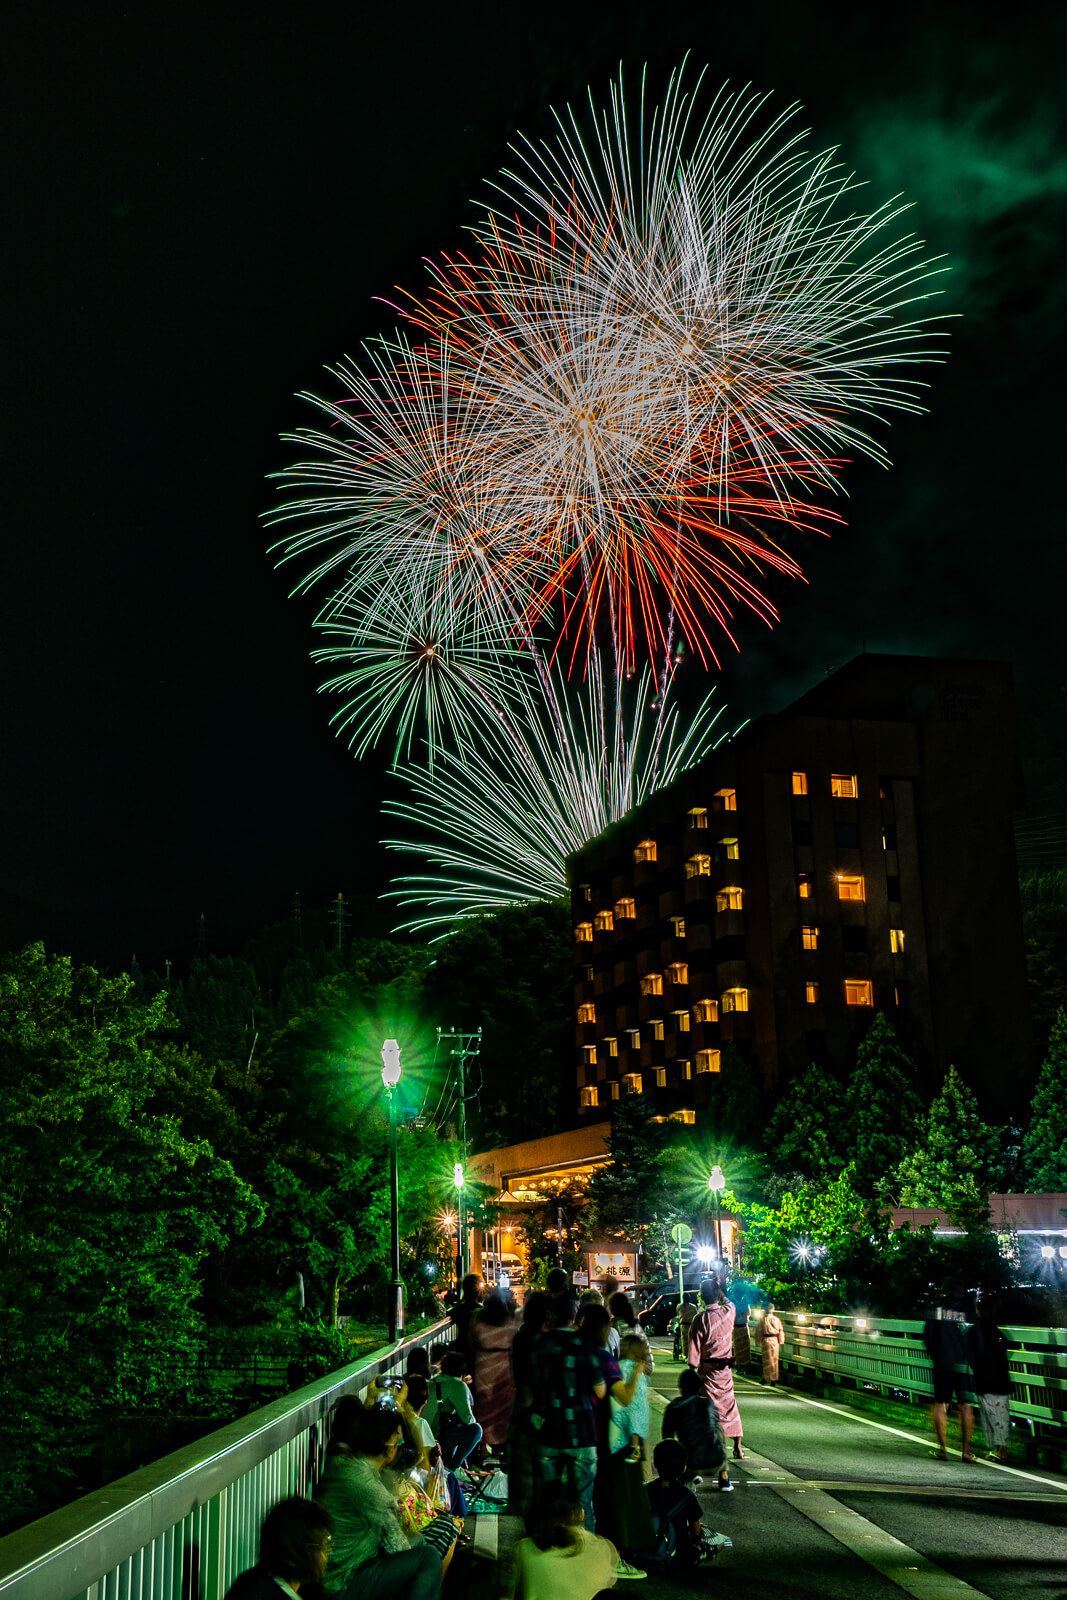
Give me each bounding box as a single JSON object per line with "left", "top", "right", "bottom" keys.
{"left": 0, "top": 1319, "right": 453, "bottom": 1600}
{"left": 774, "top": 1312, "right": 1066, "bottom": 1440}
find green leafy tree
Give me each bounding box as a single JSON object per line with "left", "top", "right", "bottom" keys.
{"left": 1022, "top": 1008, "right": 1067, "bottom": 1190}
{"left": 766, "top": 1063, "right": 847, "bottom": 1180}
{"left": 845, "top": 1013, "right": 924, "bottom": 1200}
{"left": 896, "top": 1065, "right": 1000, "bottom": 1230}
{"left": 736, "top": 1167, "right": 875, "bottom": 1307}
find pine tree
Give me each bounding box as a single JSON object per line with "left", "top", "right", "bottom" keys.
{"left": 707, "top": 1043, "right": 763, "bottom": 1146}
{"left": 896, "top": 1065, "right": 1000, "bottom": 1229}
{"left": 845, "top": 1012, "right": 924, "bottom": 1199}
{"left": 766, "top": 1062, "right": 847, "bottom": 1180}
{"left": 1023, "top": 1008, "right": 1067, "bottom": 1190}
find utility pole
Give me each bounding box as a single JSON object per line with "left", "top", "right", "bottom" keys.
{"left": 292, "top": 890, "right": 303, "bottom": 947}
{"left": 332, "top": 891, "right": 347, "bottom": 955}
{"left": 436, "top": 1027, "right": 482, "bottom": 1285}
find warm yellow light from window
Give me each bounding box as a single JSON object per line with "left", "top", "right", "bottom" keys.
{"left": 640, "top": 972, "right": 664, "bottom": 996}
{"left": 655, "top": 1067, "right": 667, "bottom": 1088}
{"left": 615, "top": 897, "right": 636, "bottom": 919}
{"left": 693, "top": 998, "right": 719, "bottom": 1023}
{"left": 831, "top": 773, "right": 859, "bottom": 799}
{"left": 792, "top": 771, "right": 809, "bottom": 796}
{"left": 715, "top": 787, "right": 738, "bottom": 812}
{"left": 721, "top": 837, "right": 740, "bottom": 860}
{"left": 577, "top": 1002, "right": 596, "bottom": 1024}
{"left": 717, "top": 886, "right": 743, "bottom": 912}
{"left": 722, "top": 987, "right": 749, "bottom": 1014}
{"left": 575, "top": 921, "right": 593, "bottom": 942}
{"left": 580, "top": 1086, "right": 598, "bottom": 1108}
{"left": 604, "top": 1036, "right": 618, "bottom": 1057}
{"left": 801, "top": 925, "right": 819, "bottom": 951}
{"left": 627, "top": 1029, "right": 641, "bottom": 1048}
{"left": 686, "top": 854, "right": 712, "bottom": 878}
{"left": 610, "top": 1082, "right": 620, "bottom": 1100}
{"left": 798, "top": 874, "right": 813, "bottom": 900}
{"left": 580, "top": 883, "right": 593, "bottom": 902}
{"left": 672, "top": 1010, "right": 691, "bottom": 1033}
{"left": 845, "top": 979, "right": 874, "bottom": 1007}
{"left": 688, "top": 807, "right": 708, "bottom": 829}
{"left": 836, "top": 874, "right": 865, "bottom": 902}
{"left": 682, "top": 1060, "right": 693, "bottom": 1081}
{"left": 890, "top": 927, "right": 906, "bottom": 954}
{"left": 594, "top": 909, "right": 614, "bottom": 932}
{"left": 696, "top": 1048, "right": 722, "bottom": 1074}
{"left": 634, "top": 839, "right": 657, "bottom": 863}
{"left": 649, "top": 1019, "right": 665, "bottom": 1041}
{"left": 582, "top": 1045, "right": 597, "bottom": 1064}
{"left": 666, "top": 962, "right": 689, "bottom": 985}
{"left": 805, "top": 980, "right": 820, "bottom": 1005}
{"left": 623, "top": 1073, "right": 643, "bottom": 1095}
{"left": 671, "top": 916, "right": 686, "bottom": 937}
{"left": 671, "top": 1109, "right": 697, "bottom": 1124}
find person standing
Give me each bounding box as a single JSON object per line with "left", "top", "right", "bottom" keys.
{"left": 688, "top": 1278, "right": 744, "bottom": 1460}
{"left": 530, "top": 1292, "right": 606, "bottom": 1532}
{"left": 470, "top": 1290, "right": 518, "bottom": 1454}
{"left": 449, "top": 1273, "right": 484, "bottom": 1361}
{"left": 969, "top": 1300, "right": 1012, "bottom": 1462}
{"left": 760, "top": 1305, "right": 785, "bottom": 1386}
{"left": 922, "top": 1292, "right": 977, "bottom": 1462}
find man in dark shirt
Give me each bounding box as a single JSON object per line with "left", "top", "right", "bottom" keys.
{"left": 922, "top": 1296, "right": 977, "bottom": 1461}
{"left": 531, "top": 1291, "right": 606, "bottom": 1529}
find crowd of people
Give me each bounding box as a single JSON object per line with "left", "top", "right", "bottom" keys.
{"left": 224, "top": 1270, "right": 741, "bottom": 1599}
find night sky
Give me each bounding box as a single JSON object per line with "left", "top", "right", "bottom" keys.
{"left": 4, "top": 4, "right": 1066, "bottom": 970}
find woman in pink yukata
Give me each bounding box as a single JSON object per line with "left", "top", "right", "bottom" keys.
{"left": 687, "top": 1277, "right": 744, "bottom": 1460}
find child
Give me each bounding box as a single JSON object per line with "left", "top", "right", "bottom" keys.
{"left": 661, "top": 1367, "right": 731, "bottom": 1490}
{"left": 646, "top": 1440, "right": 732, "bottom": 1572}
{"left": 610, "top": 1331, "right": 651, "bottom": 1463}
{"left": 512, "top": 1483, "right": 620, "bottom": 1599}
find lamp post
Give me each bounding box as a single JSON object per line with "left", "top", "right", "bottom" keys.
{"left": 381, "top": 1039, "right": 404, "bottom": 1342}
{"left": 707, "top": 1164, "right": 726, "bottom": 1262}
{"left": 453, "top": 1161, "right": 465, "bottom": 1287}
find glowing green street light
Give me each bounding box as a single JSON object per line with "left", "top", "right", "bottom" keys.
{"left": 380, "top": 1039, "right": 404, "bottom": 1342}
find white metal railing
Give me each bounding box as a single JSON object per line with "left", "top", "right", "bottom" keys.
{"left": 771, "top": 1312, "right": 1067, "bottom": 1439}
{"left": 0, "top": 1320, "right": 453, "bottom": 1600}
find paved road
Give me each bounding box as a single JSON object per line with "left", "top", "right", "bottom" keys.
{"left": 631, "top": 1341, "right": 1067, "bottom": 1600}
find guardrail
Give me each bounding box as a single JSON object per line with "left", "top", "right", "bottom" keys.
{"left": 0, "top": 1319, "right": 453, "bottom": 1600}
{"left": 771, "top": 1312, "right": 1066, "bottom": 1441}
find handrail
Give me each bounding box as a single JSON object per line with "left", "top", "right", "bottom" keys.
{"left": 772, "top": 1312, "right": 1066, "bottom": 1440}
{"left": 0, "top": 1318, "right": 453, "bottom": 1600}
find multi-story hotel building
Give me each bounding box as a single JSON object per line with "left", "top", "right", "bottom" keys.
{"left": 569, "top": 655, "right": 1030, "bottom": 1122}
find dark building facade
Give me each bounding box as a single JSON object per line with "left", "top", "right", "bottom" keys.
{"left": 568, "top": 655, "right": 1030, "bottom": 1123}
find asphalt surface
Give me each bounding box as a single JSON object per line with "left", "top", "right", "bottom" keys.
{"left": 631, "top": 1341, "right": 1067, "bottom": 1600}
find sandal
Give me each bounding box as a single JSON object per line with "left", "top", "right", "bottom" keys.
{"left": 932, "top": 1448, "right": 948, "bottom": 1461}
{"left": 961, "top": 1453, "right": 977, "bottom": 1464}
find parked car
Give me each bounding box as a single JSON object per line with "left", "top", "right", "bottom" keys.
{"left": 639, "top": 1290, "right": 700, "bottom": 1337}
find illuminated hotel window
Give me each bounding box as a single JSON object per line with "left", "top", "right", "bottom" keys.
{"left": 721, "top": 837, "right": 740, "bottom": 860}
{"left": 831, "top": 773, "right": 859, "bottom": 799}
{"left": 634, "top": 839, "right": 657, "bottom": 864}
{"left": 688, "top": 807, "right": 709, "bottom": 829}
{"left": 604, "top": 1036, "right": 618, "bottom": 1057}
{"left": 594, "top": 909, "right": 614, "bottom": 932}
{"left": 623, "top": 1072, "right": 643, "bottom": 1095}
{"left": 792, "top": 771, "right": 809, "bottom": 796}
{"left": 655, "top": 1067, "right": 667, "bottom": 1088}
{"left": 577, "top": 1002, "right": 596, "bottom": 1024}
{"left": 801, "top": 925, "right": 819, "bottom": 951}
{"left": 575, "top": 922, "right": 593, "bottom": 942}
{"left": 798, "top": 873, "right": 813, "bottom": 900}
{"left": 583, "top": 964, "right": 594, "bottom": 981}
{"left": 836, "top": 874, "right": 865, "bottom": 902}
{"left": 582, "top": 1044, "right": 597, "bottom": 1066}
{"left": 671, "top": 1108, "right": 697, "bottom": 1125}
{"left": 714, "top": 787, "right": 738, "bottom": 812}
{"left": 693, "top": 998, "right": 719, "bottom": 1023}
{"left": 580, "top": 1086, "right": 599, "bottom": 1108}
{"left": 666, "top": 962, "right": 689, "bottom": 985}
{"left": 682, "top": 1060, "right": 693, "bottom": 1080}
{"left": 890, "top": 927, "right": 906, "bottom": 954}
{"left": 671, "top": 916, "right": 686, "bottom": 937}
{"left": 805, "top": 980, "right": 820, "bottom": 1005}
{"left": 883, "top": 824, "right": 897, "bottom": 852}
{"left": 844, "top": 979, "right": 874, "bottom": 1007}
{"left": 580, "top": 883, "right": 592, "bottom": 902}
{"left": 686, "top": 854, "right": 712, "bottom": 878}
{"left": 615, "top": 897, "right": 637, "bottom": 919}
{"left": 610, "top": 1082, "right": 620, "bottom": 1100}
{"left": 696, "top": 1048, "right": 722, "bottom": 1074}
{"left": 649, "top": 1019, "right": 665, "bottom": 1041}
{"left": 716, "top": 886, "right": 743, "bottom": 912}
{"left": 640, "top": 972, "right": 664, "bottom": 997}
{"left": 671, "top": 1009, "right": 691, "bottom": 1033}
{"left": 721, "top": 987, "right": 749, "bottom": 1014}
{"left": 627, "top": 1028, "right": 641, "bottom": 1048}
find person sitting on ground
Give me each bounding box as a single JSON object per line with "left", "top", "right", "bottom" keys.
{"left": 610, "top": 1333, "right": 652, "bottom": 1465}
{"left": 314, "top": 1400, "right": 448, "bottom": 1600}
{"left": 224, "top": 1496, "right": 332, "bottom": 1598}
{"left": 645, "top": 1440, "right": 731, "bottom": 1572}
{"left": 423, "top": 1348, "right": 484, "bottom": 1470}
{"left": 661, "top": 1367, "right": 730, "bottom": 1490}
{"left": 511, "top": 1482, "right": 619, "bottom": 1599}
{"left": 404, "top": 1347, "right": 431, "bottom": 1380}
{"left": 404, "top": 1373, "right": 467, "bottom": 1516}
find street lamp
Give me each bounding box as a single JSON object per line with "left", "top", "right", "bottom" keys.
{"left": 695, "top": 1244, "right": 716, "bottom": 1271}
{"left": 453, "top": 1161, "right": 465, "bottom": 1285}
{"left": 707, "top": 1164, "right": 726, "bottom": 1261}
{"left": 381, "top": 1039, "right": 404, "bottom": 1343}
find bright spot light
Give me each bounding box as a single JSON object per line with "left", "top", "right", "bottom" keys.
{"left": 380, "top": 1038, "right": 402, "bottom": 1088}
{"left": 707, "top": 1164, "right": 726, "bottom": 1194}
{"left": 453, "top": 1162, "right": 464, "bottom": 1188}
{"left": 695, "top": 1245, "right": 715, "bottom": 1267}
{"left": 1041, "top": 1245, "right": 1056, "bottom": 1260}
{"left": 1059, "top": 1247, "right": 1067, "bottom": 1261}
{"left": 797, "top": 1313, "right": 809, "bottom": 1324}
{"left": 854, "top": 1317, "right": 869, "bottom": 1331}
